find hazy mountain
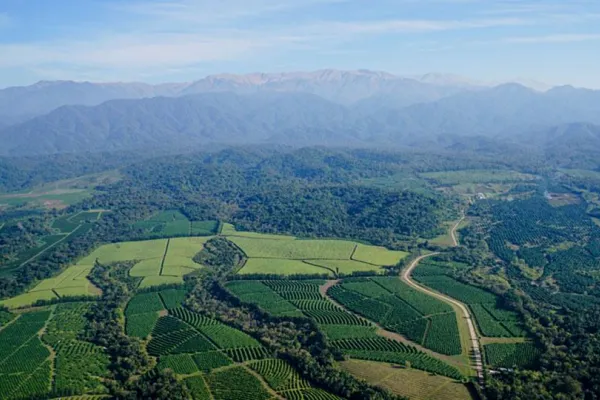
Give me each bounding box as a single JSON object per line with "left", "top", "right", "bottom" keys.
{"left": 2, "top": 78, "right": 600, "bottom": 156}
{"left": 0, "top": 92, "right": 373, "bottom": 156}
{"left": 0, "top": 80, "right": 187, "bottom": 125}
{"left": 181, "top": 69, "right": 467, "bottom": 105}
{"left": 0, "top": 69, "right": 479, "bottom": 126}
{"left": 377, "top": 83, "right": 600, "bottom": 138}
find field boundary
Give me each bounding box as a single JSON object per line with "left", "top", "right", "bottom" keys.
{"left": 159, "top": 239, "right": 171, "bottom": 276}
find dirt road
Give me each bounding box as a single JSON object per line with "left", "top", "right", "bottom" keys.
{"left": 401, "top": 252, "right": 484, "bottom": 383}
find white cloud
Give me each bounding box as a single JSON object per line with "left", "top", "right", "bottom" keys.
{"left": 503, "top": 33, "right": 600, "bottom": 44}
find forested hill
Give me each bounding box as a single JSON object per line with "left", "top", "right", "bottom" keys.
{"left": 1, "top": 83, "right": 600, "bottom": 155}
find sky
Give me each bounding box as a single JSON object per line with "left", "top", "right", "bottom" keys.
{"left": 1, "top": 0, "right": 600, "bottom": 88}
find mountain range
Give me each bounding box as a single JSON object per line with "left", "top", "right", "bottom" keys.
{"left": 1, "top": 69, "right": 599, "bottom": 156}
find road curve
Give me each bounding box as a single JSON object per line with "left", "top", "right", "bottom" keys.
{"left": 401, "top": 252, "right": 484, "bottom": 383}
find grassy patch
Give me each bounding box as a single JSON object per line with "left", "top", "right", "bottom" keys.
{"left": 238, "top": 258, "right": 331, "bottom": 276}
{"left": 352, "top": 244, "right": 408, "bottom": 266}
{"left": 229, "top": 237, "right": 356, "bottom": 260}
{"left": 341, "top": 359, "right": 473, "bottom": 400}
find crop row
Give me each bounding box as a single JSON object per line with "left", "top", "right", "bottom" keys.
{"left": 170, "top": 307, "right": 220, "bottom": 328}
{"left": 225, "top": 347, "right": 269, "bottom": 362}
{"left": 159, "top": 289, "right": 188, "bottom": 309}
{"left": 249, "top": 359, "right": 310, "bottom": 391}
{"left": 0, "top": 337, "right": 50, "bottom": 374}
{"left": 200, "top": 324, "right": 263, "bottom": 349}
{"left": 484, "top": 343, "right": 541, "bottom": 369}
{"left": 282, "top": 388, "right": 343, "bottom": 400}
{"left": 125, "top": 292, "right": 164, "bottom": 316}
{"left": 184, "top": 376, "right": 211, "bottom": 400}
{"left": 206, "top": 366, "right": 272, "bottom": 400}
{"left": 344, "top": 350, "right": 463, "bottom": 380}
{"left": 0, "top": 360, "right": 52, "bottom": 400}
{"left": 423, "top": 313, "right": 462, "bottom": 355}
{"left": 54, "top": 344, "right": 109, "bottom": 394}
{"left": 0, "top": 310, "right": 50, "bottom": 360}
{"left": 371, "top": 277, "right": 452, "bottom": 315}
{"left": 331, "top": 337, "right": 418, "bottom": 353}
{"left": 302, "top": 310, "right": 370, "bottom": 326}
{"left": 126, "top": 312, "right": 160, "bottom": 338}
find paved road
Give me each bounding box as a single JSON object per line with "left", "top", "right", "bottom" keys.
{"left": 401, "top": 251, "right": 484, "bottom": 383}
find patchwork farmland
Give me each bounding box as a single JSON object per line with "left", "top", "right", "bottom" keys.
{"left": 0, "top": 222, "right": 539, "bottom": 400}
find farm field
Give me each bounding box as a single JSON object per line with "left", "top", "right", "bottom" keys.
{"left": 225, "top": 279, "right": 464, "bottom": 379}
{"left": 327, "top": 277, "right": 462, "bottom": 356}
{"left": 134, "top": 210, "right": 219, "bottom": 238}
{"left": 2, "top": 235, "right": 209, "bottom": 307}
{"left": 341, "top": 359, "right": 474, "bottom": 400}
{"left": 1, "top": 264, "right": 99, "bottom": 308}
{"left": 228, "top": 228, "right": 408, "bottom": 276}
{"left": 484, "top": 343, "right": 541, "bottom": 369}
{"left": 412, "top": 260, "right": 527, "bottom": 339}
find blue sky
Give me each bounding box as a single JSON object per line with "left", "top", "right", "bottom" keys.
{"left": 1, "top": 0, "right": 600, "bottom": 88}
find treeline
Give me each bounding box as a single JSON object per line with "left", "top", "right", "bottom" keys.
{"left": 85, "top": 261, "right": 189, "bottom": 399}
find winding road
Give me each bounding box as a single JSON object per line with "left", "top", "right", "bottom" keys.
{"left": 401, "top": 214, "right": 484, "bottom": 383}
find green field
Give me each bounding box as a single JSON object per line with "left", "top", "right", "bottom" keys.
{"left": 230, "top": 232, "right": 407, "bottom": 276}
{"left": 341, "top": 359, "right": 473, "bottom": 400}
{"left": 238, "top": 258, "right": 330, "bottom": 275}
{"left": 229, "top": 237, "right": 357, "bottom": 259}
{"left": 484, "top": 343, "right": 541, "bottom": 369}
{"left": 413, "top": 260, "right": 527, "bottom": 339}
{"left": 327, "top": 277, "right": 462, "bottom": 356}
{"left": 1, "top": 264, "right": 99, "bottom": 309}
{"left": 0, "top": 310, "right": 54, "bottom": 399}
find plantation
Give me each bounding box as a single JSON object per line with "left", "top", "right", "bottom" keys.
{"left": 249, "top": 359, "right": 310, "bottom": 391}
{"left": 0, "top": 310, "right": 53, "bottom": 399}
{"left": 484, "top": 343, "right": 541, "bottom": 369}
{"left": 184, "top": 376, "right": 212, "bottom": 400}
{"left": 327, "top": 278, "right": 462, "bottom": 355}
{"left": 157, "top": 354, "right": 199, "bottom": 374}
{"left": 238, "top": 258, "right": 333, "bottom": 275}
{"left": 414, "top": 260, "right": 526, "bottom": 338}
{"left": 192, "top": 351, "right": 233, "bottom": 371}
{"left": 206, "top": 366, "right": 273, "bottom": 400}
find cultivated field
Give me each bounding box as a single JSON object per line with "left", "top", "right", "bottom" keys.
{"left": 134, "top": 210, "right": 219, "bottom": 238}
{"left": 413, "top": 260, "right": 527, "bottom": 338}
{"left": 225, "top": 279, "right": 464, "bottom": 380}
{"left": 1, "top": 265, "right": 98, "bottom": 308}
{"left": 228, "top": 230, "right": 408, "bottom": 276}
{"left": 341, "top": 359, "right": 473, "bottom": 400}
